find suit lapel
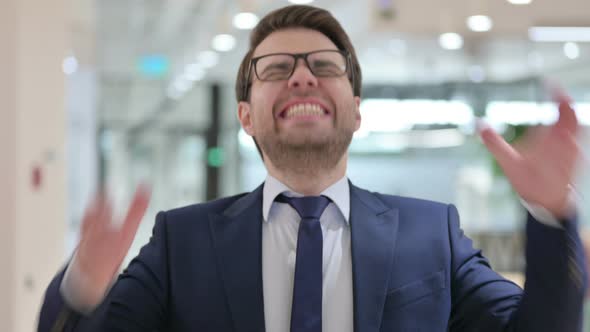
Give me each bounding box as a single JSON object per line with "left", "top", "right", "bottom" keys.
{"left": 349, "top": 184, "right": 399, "bottom": 332}
{"left": 208, "top": 182, "right": 399, "bottom": 332}
{"left": 209, "top": 185, "right": 266, "bottom": 332}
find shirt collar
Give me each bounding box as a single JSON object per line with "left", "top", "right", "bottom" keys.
{"left": 262, "top": 173, "right": 350, "bottom": 224}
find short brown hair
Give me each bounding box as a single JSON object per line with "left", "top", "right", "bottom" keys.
{"left": 235, "top": 5, "right": 362, "bottom": 102}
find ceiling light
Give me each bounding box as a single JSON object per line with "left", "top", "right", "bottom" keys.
{"left": 233, "top": 12, "right": 259, "bottom": 30}
{"left": 288, "top": 0, "right": 314, "bottom": 4}
{"left": 197, "top": 51, "right": 219, "bottom": 68}
{"left": 506, "top": 0, "right": 532, "bottom": 4}
{"left": 529, "top": 27, "right": 590, "bottom": 42}
{"left": 359, "top": 99, "right": 474, "bottom": 132}
{"left": 166, "top": 75, "right": 193, "bottom": 100}
{"left": 184, "top": 63, "right": 206, "bottom": 81}
{"left": 173, "top": 77, "right": 193, "bottom": 93}
{"left": 563, "top": 42, "right": 580, "bottom": 59}
{"left": 212, "top": 34, "right": 236, "bottom": 52}
{"left": 467, "top": 15, "right": 493, "bottom": 32}
{"left": 486, "top": 101, "right": 557, "bottom": 125}
{"left": 62, "top": 56, "right": 78, "bottom": 75}
{"left": 439, "top": 33, "right": 464, "bottom": 50}
{"left": 486, "top": 101, "right": 590, "bottom": 125}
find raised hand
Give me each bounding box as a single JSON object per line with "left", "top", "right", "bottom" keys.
{"left": 479, "top": 89, "right": 580, "bottom": 220}
{"left": 73, "top": 185, "right": 151, "bottom": 307}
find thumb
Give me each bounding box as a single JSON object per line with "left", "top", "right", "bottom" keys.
{"left": 478, "top": 120, "right": 521, "bottom": 172}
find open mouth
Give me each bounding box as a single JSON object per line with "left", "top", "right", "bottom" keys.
{"left": 279, "top": 102, "right": 331, "bottom": 120}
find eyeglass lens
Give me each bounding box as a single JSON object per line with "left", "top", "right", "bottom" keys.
{"left": 255, "top": 51, "right": 347, "bottom": 81}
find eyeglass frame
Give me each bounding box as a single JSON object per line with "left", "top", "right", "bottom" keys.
{"left": 243, "top": 49, "right": 355, "bottom": 100}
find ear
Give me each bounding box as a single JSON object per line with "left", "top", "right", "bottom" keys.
{"left": 353, "top": 96, "right": 361, "bottom": 131}
{"left": 238, "top": 101, "right": 255, "bottom": 136}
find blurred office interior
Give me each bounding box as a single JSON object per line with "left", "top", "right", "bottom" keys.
{"left": 1, "top": 0, "right": 590, "bottom": 331}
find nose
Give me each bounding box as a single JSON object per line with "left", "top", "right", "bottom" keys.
{"left": 287, "top": 58, "right": 318, "bottom": 90}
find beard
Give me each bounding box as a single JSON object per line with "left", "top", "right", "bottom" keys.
{"left": 255, "top": 103, "right": 356, "bottom": 176}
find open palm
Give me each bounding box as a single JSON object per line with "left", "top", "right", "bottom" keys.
{"left": 480, "top": 91, "right": 579, "bottom": 219}
{"left": 75, "top": 185, "right": 151, "bottom": 304}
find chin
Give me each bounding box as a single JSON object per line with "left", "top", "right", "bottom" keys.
{"left": 281, "top": 135, "right": 332, "bottom": 147}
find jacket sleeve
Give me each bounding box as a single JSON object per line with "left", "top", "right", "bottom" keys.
{"left": 100, "top": 211, "right": 170, "bottom": 331}
{"left": 447, "top": 204, "right": 587, "bottom": 331}
{"left": 37, "top": 266, "right": 80, "bottom": 332}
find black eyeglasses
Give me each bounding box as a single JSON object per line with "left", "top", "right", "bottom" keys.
{"left": 243, "top": 49, "right": 352, "bottom": 98}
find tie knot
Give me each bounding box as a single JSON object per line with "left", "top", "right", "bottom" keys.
{"left": 276, "top": 194, "right": 331, "bottom": 219}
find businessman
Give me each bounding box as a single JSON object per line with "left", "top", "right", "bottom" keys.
{"left": 38, "top": 4, "right": 587, "bottom": 332}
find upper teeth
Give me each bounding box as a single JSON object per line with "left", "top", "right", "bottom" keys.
{"left": 285, "top": 103, "right": 324, "bottom": 118}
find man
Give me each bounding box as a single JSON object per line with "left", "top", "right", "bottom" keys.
{"left": 38, "top": 4, "right": 587, "bottom": 332}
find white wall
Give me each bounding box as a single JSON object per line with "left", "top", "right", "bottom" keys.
{"left": 0, "top": 0, "right": 68, "bottom": 331}
{"left": 0, "top": 0, "right": 18, "bottom": 328}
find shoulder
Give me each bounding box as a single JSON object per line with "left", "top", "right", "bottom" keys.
{"left": 375, "top": 192, "right": 450, "bottom": 211}
{"left": 352, "top": 184, "right": 450, "bottom": 211}
{"left": 162, "top": 192, "right": 251, "bottom": 222}
{"left": 147, "top": 193, "right": 255, "bottom": 242}
{"left": 350, "top": 185, "right": 455, "bottom": 228}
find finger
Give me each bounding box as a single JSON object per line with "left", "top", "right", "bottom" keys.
{"left": 95, "top": 197, "right": 113, "bottom": 234}
{"left": 546, "top": 80, "right": 572, "bottom": 103}
{"left": 556, "top": 98, "right": 579, "bottom": 134}
{"left": 478, "top": 121, "right": 521, "bottom": 172}
{"left": 78, "top": 192, "right": 112, "bottom": 258}
{"left": 120, "top": 184, "right": 151, "bottom": 241}
{"left": 81, "top": 190, "right": 107, "bottom": 237}
{"left": 551, "top": 86, "right": 579, "bottom": 133}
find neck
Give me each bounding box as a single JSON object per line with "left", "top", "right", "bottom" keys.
{"left": 265, "top": 154, "right": 347, "bottom": 196}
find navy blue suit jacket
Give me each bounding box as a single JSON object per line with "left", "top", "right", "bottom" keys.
{"left": 38, "top": 183, "right": 587, "bottom": 331}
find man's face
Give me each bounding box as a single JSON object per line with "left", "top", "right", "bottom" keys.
{"left": 238, "top": 28, "right": 361, "bottom": 171}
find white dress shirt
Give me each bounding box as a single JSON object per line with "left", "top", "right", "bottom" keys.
{"left": 262, "top": 174, "right": 353, "bottom": 332}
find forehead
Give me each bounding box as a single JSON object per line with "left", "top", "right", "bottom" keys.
{"left": 253, "top": 28, "right": 339, "bottom": 57}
